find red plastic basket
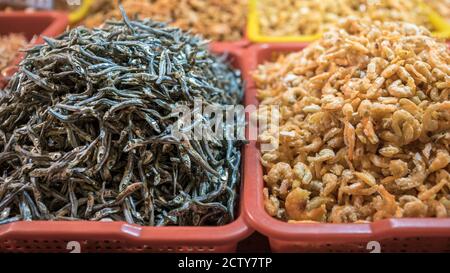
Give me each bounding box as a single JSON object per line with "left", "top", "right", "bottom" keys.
{"left": 0, "top": 46, "right": 253, "bottom": 253}
{"left": 242, "top": 43, "right": 450, "bottom": 253}
{"left": 0, "top": 11, "right": 68, "bottom": 88}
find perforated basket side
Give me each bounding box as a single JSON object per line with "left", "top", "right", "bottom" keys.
{"left": 269, "top": 236, "right": 450, "bottom": 253}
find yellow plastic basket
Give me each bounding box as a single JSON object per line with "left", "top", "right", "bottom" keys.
{"left": 247, "top": 0, "right": 450, "bottom": 43}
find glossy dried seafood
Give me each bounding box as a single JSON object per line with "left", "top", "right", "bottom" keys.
{"left": 255, "top": 19, "right": 450, "bottom": 223}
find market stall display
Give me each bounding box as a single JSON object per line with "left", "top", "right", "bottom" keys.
{"left": 0, "top": 0, "right": 449, "bottom": 254}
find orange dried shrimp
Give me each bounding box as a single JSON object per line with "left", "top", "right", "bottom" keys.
{"left": 255, "top": 19, "right": 450, "bottom": 223}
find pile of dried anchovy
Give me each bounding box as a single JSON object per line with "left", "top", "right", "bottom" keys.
{"left": 0, "top": 10, "right": 243, "bottom": 226}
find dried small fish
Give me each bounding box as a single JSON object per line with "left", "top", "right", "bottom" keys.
{"left": 0, "top": 9, "right": 243, "bottom": 226}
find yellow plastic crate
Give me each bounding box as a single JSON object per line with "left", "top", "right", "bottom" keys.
{"left": 247, "top": 0, "right": 450, "bottom": 43}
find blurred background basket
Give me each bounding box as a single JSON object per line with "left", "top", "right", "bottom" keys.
{"left": 0, "top": 11, "right": 68, "bottom": 88}
{"left": 247, "top": 0, "right": 450, "bottom": 43}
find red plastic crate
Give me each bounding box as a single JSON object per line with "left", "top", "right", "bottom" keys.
{"left": 242, "top": 43, "right": 450, "bottom": 253}
{"left": 0, "top": 46, "right": 253, "bottom": 253}
{"left": 0, "top": 11, "right": 68, "bottom": 88}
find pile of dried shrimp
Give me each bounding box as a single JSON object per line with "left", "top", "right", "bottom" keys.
{"left": 254, "top": 18, "right": 450, "bottom": 223}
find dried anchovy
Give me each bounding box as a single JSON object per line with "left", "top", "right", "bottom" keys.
{"left": 0, "top": 33, "right": 27, "bottom": 71}
{"left": 0, "top": 10, "right": 243, "bottom": 226}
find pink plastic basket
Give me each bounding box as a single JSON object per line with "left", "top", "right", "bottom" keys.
{"left": 0, "top": 46, "right": 253, "bottom": 253}
{"left": 242, "top": 43, "right": 450, "bottom": 253}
